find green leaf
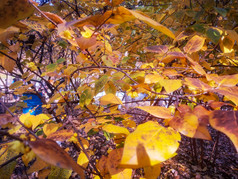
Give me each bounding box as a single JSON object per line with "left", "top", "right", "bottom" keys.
{"left": 214, "top": 7, "right": 228, "bottom": 17}
{"left": 0, "top": 146, "right": 18, "bottom": 178}
{"left": 48, "top": 166, "right": 72, "bottom": 179}
{"left": 57, "top": 58, "right": 65, "bottom": 64}
{"left": 95, "top": 75, "right": 109, "bottom": 95}
{"left": 9, "top": 81, "right": 23, "bottom": 89}
{"left": 46, "top": 64, "right": 57, "bottom": 72}
{"left": 206, "top": 28, "right": 221, "bottom": 44}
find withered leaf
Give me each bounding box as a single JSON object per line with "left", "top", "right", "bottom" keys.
{"left": 28, "top": 139, "right": 85, "bottom": 178}
{"left": 209, "top": 110, "right": 238, "bottom": 152}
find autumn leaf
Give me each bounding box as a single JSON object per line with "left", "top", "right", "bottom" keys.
{"left": 28, "top": 139, "right": 85, "bottom": 178}
{"left": 107, "top": 148, "right": 132, "bottom": 178}
{"left": 159, "top": 79, "right": 182, "bottom": 93}
{"left": 100, "top": 93, "right": 123, "bottom": 105}
{"left": 27, "top": 156, "right": 49, "bottom": 174}
{"left": 120, "top": 121, "right": 181, "bottom": 168}
{"left": 47, "top": 129, "right": 74, "bottom": 142}
{"left": 0, "top": 146, "right": 18, "bottom": 178}
{"left": 43, "top": 123, "right": 62, "bottom": 136}
{"left": 144, "top": 163, "right": 161, "bottom": 179}
{"left": 102, "top": 124, "right": 130, "bottom": 135}
{"left": 129, "top": 9, "right": 175, "bottom": 39}
{"left": 77, "top": 152, "right": 89, "bottom": 168}
{"left": 137, "top": 106, "right": 173, "bottom": 119}
{"left": 209, "top": 110, "right": 238, "bottom": 152}
{"left": 184, "top": 77, "right": 212, "bottom": 91}
{"left": 144, "top": 45, "right": 168, "bottom": 54}
{"left": 184, "top": 35, "right": 205, "bottom": 54}
{"left": 0, "top": 0, "right": 35, "bottom": 29}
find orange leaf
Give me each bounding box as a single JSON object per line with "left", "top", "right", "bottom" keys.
{"left": 144, "top": 45, "right": 168, "bottom": 54}
{"left": 184, "top": 35, "right": 205, "bottom": 54}
{"left": 184, "top": 77, "right": 212, "bottom": 91}
{"left": 28, "top": 139, "right": 85, "bottom": 178}
{"left": 169, "top": 113, "right": 199, "bottom": 138}
{"left": 209, "top": 110, "right": 238, "bottom": 152}
{"left": 212, "top": 86, "right": 238, "bottom": 106}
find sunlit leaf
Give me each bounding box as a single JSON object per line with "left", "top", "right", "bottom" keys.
{"left": 28, "top": 139, "right": 85, "bottom": 178}
{"left": 77, "top": 152, "right": 89, "bottom": 168}
{"left": 159, "top": 79, "right": 182, "bottom": 93}
{"left": 184, "top": 77, "right": 212, "bottom": 91}
{"left": 184, "top": 35, "right": 205, "bottom": 54}
{"left": 169, "top": 113, "right": 199, "bottom": 138}
{"left": 212, "top": 86, "right": 238, "bottom": 106}
{"left": 100, "top": 93, "right": 123, "bottom": 105}
{"left": 43, "top": 123, "right": 62, "bottom": 136}
{"left": 129, "top": 9, "right": 175, "bottom": 39}
{"left": 209, "top": 110, "right": 238, "bottom": 152}
{"left": 137, "top": 106, "right": 173, "bottom": 119}
{"left": 102, "top": 124, "right": 130, "bottom": 135}
{"left": 120, "top": 121, "right": 181, "bottom": 168}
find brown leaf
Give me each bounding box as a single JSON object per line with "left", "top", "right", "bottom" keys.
{"left": 28, "top": 139, "right": 85, "bottom": 178}
{"left": 47, "top": 129, "right": 74, "bottom": 142}
{"left": 209, "top": 110, "right": 238, "bottom": 152}
{"left": 76, "top": 36, "right": 97, "bottom": 50}
{"left": 143, "top": 45, "right": 168, "bottom": 54}
{"left": 0, "top": 114, "right": 17, "bottom": 126}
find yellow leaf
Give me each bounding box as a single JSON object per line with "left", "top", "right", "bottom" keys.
{"left": 184, "top": 35, "right": 205, "bottom": 54}
{"left": 209, "top": 110, "right": 238, "bottom": 152}
{"left": 129, "top": 10, "right": 175, "bottom": 39}
{"left": 28, "top": 139, "right": 85, "bottom": 178}
{"left": 48, "top": 166, "right": 72, "bottom": 179}
{"left": 122, "top": 119, "right": 136, "bottom": 129}
{"left": 22, "top": 150, "right": 36, "bottom": 166}
{"left": 77, "top": 152, "right": 89, "bottom": 168}
{"left": 9, "top": 81, "right": 23, "bottom": 89}
{"left": 144, "top": 74, "right": 163, "bottom": 84}
{"left": 100, "top": 93, "right": 123, "bottom": 105}
{"left": 43, "top": 123, "right": 61, "bottom": 136}
{"left": 0, "top": 146, "right": 18, "bottom": 178}
{"left": 159, "top": 79, "right": 182, "bottom": 93}
{"left": 137, "top": 106, "right": 173, "bottom": 119}
{"left": 102, "top": 124, "right": 130, "bottom": 135}
{"left": 187, "top": 56, "right": 206, "bottom": 75}
{"left": 120, "top": 121, "right": 181, "bottom": 168}
{"left": 27, "top": 156, "right": 49, "bottom": 174}
{"left": 144, "top": 163, "right": 161, "bottom": 179}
